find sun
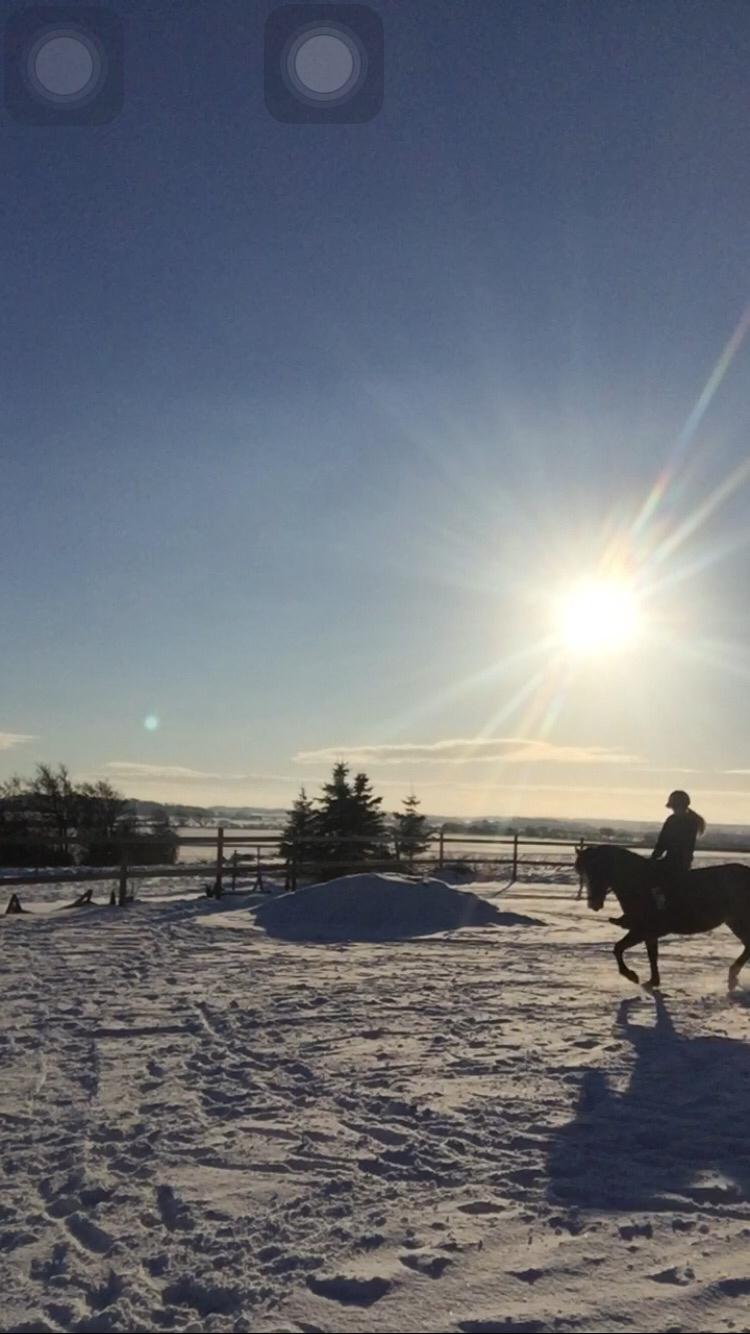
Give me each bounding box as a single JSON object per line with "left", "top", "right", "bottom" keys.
{"left": 556, "top": 577, "right": 642, "bottom": 656}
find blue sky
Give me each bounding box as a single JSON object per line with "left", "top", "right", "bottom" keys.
{"left": 2, "top": 0, "right": 750, "bottom": 822}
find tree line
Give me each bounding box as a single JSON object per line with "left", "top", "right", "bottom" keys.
{"left": 0, "top": 765, "right": 178, "bottom": 867}
{"left": 0, "top": 759, "right": 434, "bottom": 876}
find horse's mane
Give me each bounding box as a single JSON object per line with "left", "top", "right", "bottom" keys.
{"left": 605, "top": 845, "right": 649, "bottom": 863}
{"left": 584, "top": 844, "right": 656, "bottom": 877}
{"left": 585, "top": 844, "right": 646, "bottom": 862}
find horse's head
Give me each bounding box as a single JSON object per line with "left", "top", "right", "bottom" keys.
{"left": 575, "top": 845, "right": 612, "bottom": 911}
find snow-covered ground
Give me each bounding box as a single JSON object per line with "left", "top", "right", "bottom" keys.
{"left": 2, "top": 872, "right": 750, "bottom": 1334}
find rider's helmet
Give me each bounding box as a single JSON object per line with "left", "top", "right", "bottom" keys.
{"left": 666, "top": 789, "right": 690, "bottom": 811}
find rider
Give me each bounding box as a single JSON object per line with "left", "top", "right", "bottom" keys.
{"left": 651, "top": 789, "right": 706, "bottom": 877}
{"left": 610, "top": 790, "right": 706, "bottom": 926}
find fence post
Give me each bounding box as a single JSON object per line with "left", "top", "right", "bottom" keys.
{"left": 437, "top": 826, "right": 444, "bottom": 871}
{"left": 254, "top": 845, "right": 264, "bottom": 893}
{"left": 576, "top": 837, "right": 585, "bottom": 899}
{"left": 118, "top": 862, "right": 128, "bottom": 908}
{"left": 214, "top": 825, "right": 224, "bottom": 898}
{"left": 511, "top": 833, "right": 519, "bottom": 883}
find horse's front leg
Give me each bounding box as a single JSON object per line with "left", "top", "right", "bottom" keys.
{"left": 642, "top": 937, "right": 661, "bottom": 991}
{"left": 613, "top": 930, "right": 644, "bottom": 986}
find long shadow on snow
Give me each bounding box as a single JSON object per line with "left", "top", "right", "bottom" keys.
{"left": 547, "top": 993, "right": 750, "bottom": 1211}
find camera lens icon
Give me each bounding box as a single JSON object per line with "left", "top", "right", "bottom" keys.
{"left": 266, "top": 5, "right": 383, "bottom": 124}
{"left": 285, "top": 26, "right": 366, "bottom": 105}
{"left": 4, "top": 8, "right": 123, "bottom": 125}
{"left": 27, "top": 28, "right": 106, "bottom": 105}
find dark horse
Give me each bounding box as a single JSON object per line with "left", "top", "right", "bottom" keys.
{"left": 576, "top": 844, "right": 750, "bottom": 991}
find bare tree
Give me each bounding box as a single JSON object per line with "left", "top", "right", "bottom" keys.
{"left": 30, "top": 764, "right": 80, "bottom": 858}
{"left": 77, "top": 779, "right": 132, "bottom": 838}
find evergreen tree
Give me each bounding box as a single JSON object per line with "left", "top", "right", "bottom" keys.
{"left": 394, "top": 792, "right": 431, "bottom": 869}
{"left": 279, "top": 786, "right": 319, "bottom": 884}
{"left": 315, "top": 761, "right": 356, "bottom": 870}
{"left": 351, "top": 771, "right": 388, "bottom": 861}
{"left": 311, "top": 763, "right": 392, "bottom": 875}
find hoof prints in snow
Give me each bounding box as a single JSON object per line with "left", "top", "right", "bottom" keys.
{"left": 6, "top": 881, "right": 750, "bottom": 1332}
{"left": 155, "top": 1183, "right": 193, "bottom": 1232}
{"left": 161, "top": 1275, "right": 243, "bottom": 1316}
{"left": 306, "top": 1273, "right": 392, "bottom": 1305}
{"left": 64, "top": 1213, "right": 114, "bottom": 1255}
{"left": 458, "top": 1323, "right": 554, "bottom": 1333}
{"left": 400, "top": 1251, "right": 452, "bottom": 1278}
{"left": 716, "top": 1275, "right": 750, "bottom": 1296}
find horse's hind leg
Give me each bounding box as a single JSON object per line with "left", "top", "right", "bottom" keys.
{"left": 728, "top": 938, "right": 750, "bottom": 992}
{"left": 642, "top": 937, "right": 661, "bottom": 991}
{"left": 614, "top": 931, "right": 643, "bottom": 986}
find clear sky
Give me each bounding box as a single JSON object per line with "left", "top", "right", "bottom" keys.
{"left": 2, "top": 0, "right": 750, "bottom": 823}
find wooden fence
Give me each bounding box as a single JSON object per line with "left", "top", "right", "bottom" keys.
{"left": 4, "top": 826, "right": 750, "bottom": 910}
{"left": 178, "top": 828, "right": 591, "bottom": 897}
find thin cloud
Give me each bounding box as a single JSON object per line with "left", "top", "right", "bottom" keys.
{"left": 340, "top": 778, "right": 717, "bottom": 795}
{"left": 104, "top": 762, "right": 292, "bottom": 785}
{"left": 294, "top": 738, "right": 642, "bottom": 767}
{"left": 0, "top": 732, "right": 36, "bottom": 751}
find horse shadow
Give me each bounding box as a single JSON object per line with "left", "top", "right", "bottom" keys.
{"left": 547, "top": 994, "right": 750, "bottom": 1211}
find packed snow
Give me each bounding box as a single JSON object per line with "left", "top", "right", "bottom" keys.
{"left": 253, "top": 872, "right": 541, "bottom": 941}
{"left": 2, "top": 871, "right": 750, "bottom": 1333}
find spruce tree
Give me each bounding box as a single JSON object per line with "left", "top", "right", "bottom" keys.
{"left": 394, "top": 792, "right": 430, "bottom": 870}
{"left": 351, "top": 771, "right": 388, "bottom": 862}
{"left": 279, "top": 787, "right": 319, "bottom": 885}
{"left": 315, "top": 762, "right": 356, "bottom": 871}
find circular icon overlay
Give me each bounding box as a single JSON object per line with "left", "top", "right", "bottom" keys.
{"left": 24, "top": 26, "right": 107, "bottom": 106}
{"left": 4, "top": 7, "right": 124, "bottom": 125}
{"left": 283, "top": 23, "right": 367, "bottom": 106}
{"left": 266, "top": 5, "right": 383, "bottom": 124}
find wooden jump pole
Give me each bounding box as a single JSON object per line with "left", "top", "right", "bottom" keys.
{"left": 576, "top": 837, "right": 585, "bottom": 898}
{"left": 253, "top": 845, "right": 263, "bottom": 893}
{"left": 118, "top": 862, "right": 128, "bottom": 908}
{"left": 214, "top": 825, "right": 225, "bottom": 898}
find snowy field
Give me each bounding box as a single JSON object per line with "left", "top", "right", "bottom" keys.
{"left": 3, "top": 872, "right": 750, "bottom": 1334}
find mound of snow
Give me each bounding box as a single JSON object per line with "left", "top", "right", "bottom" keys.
{"left": 253, "top": 872, "right": 539, "bottom": 942}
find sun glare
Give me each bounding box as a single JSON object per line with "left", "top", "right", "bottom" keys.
{"left": 556, "top": 578, "right": 641, "bottom": 656}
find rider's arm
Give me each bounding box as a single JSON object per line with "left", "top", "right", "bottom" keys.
{"left": 651, "top": 822, "right": 668, "bottom": 859}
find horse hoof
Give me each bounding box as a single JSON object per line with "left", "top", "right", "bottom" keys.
{"left": 728, "top": 971, "right": 739, "bottom": 993}
{"left": 642, "top": 980, "right": 660, "bottom": 993}
{"left": 622, "top": 969, "right": 639, "bottom": 985}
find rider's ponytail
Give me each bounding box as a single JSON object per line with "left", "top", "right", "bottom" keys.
{"left": 693, "top": 810, "right": 706, "bottom": 836}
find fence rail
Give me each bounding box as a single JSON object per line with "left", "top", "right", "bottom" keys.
{"left": 4, "top": 825, "right": 750, "bottom": 909}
